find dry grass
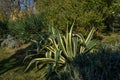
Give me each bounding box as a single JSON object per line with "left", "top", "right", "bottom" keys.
{"left": 0, "top": 43, "right": 43, "bottom": 80}
{"left": 0, "top": 43, "right": 31, "bottom": 61}
{"left": 0, "top": 70, "right": 41, "bottom": 80}
{"left": 102, "top": 33, "right": 120, "bottom": 43}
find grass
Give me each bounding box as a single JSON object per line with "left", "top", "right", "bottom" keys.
{"left": 0, "top": 47, "right": 10, "bottom": 61}
{"left": 0, "top": 43, "right": 44, "bottom": 80}
{"left": 102, "top": 33, "right": 120, "bottom": 43}
{"left": 0, "top": 69, "right": 40, "bottom": 80}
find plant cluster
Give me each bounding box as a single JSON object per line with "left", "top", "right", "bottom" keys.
{"left": 25, "top": 23, "right": 120, "bottom": 80}
{"left": 25, "top": 23, "right": 96, "bottom": 80}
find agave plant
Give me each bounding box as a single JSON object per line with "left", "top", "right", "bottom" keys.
{"left": 25, "top": 22, "right": 96, "bottom": 79}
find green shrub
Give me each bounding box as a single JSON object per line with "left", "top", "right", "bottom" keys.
{"left": 8, "top": 14, "right": 48, "bottom": 41}
{"left": 75, "top": 43, "right": 120, "bottom": 80}
{"left": 25, "top": 23, "right": 96, "bottom": 80}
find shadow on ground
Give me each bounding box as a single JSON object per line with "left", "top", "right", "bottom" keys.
{"left": 0, "top": 45, "right": 32, "bottom": 75}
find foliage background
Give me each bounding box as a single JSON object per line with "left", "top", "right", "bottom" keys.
{"left": 0, "top": 0, "right": 120, "bottom": 38}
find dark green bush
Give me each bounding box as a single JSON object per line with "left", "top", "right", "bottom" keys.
{"left": 75, "top": 43, "right": 120, "bottom": 80}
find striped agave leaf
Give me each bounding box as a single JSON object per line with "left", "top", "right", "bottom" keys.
{"left": 79, "top": 27, "right": 96, "bottom": 53}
